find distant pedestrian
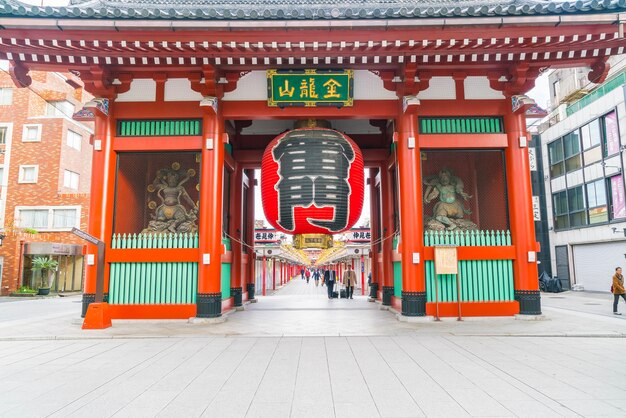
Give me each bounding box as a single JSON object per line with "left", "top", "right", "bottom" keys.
{"left": 325, "top": 269, "right": 336, "bottom": 299}
{"left": 612, "top": 267, "right": 625, "bottom": 315}
{"left": 342, "top": 266, "right": 358, "bottom": 299}
{"left": 300, "top": 268, "right": 305, "bottom": 280}
{"left": 313, "top": 269, "right": 320, "bottom": 287}
{"left": 305, "top": 269, "right": 311, "bottom": 284}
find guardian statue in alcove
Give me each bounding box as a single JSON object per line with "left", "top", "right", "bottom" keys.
{"left": 142, "top": 166, "right": 198, "bottom": 234}
{"left": 423, "top": 168, "right": 478, "bottom": 231}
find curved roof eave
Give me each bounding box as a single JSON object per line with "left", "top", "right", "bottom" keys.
{"left": 1, "top": 0, "right": 625, "bottom": 22}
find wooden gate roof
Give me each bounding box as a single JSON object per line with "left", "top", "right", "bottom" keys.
{"left": 0, "top": 0, "right": 624, "bottom": 95}
{"left": 1, "top": 0, "right": 625, "bottom": 21}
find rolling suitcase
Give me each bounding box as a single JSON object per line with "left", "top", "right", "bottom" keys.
{"left": 340, "top": 289, "right": 347, "bottom": 299}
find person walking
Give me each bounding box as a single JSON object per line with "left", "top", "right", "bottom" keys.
{"left": 325, "top": 268, "right": 336, "bottom": 299}
{"left": 612, "top": 267, "right": 625, "bottom": 315}
{"left": 313, "top": 269, "right": 320, "bottom": 287}
{"left": 342, "top": 266, "right": 358, "bottom": 299}
{"left": 305, "top": 269, "right": 310, "bottom": 284}
{"left": 300, "top": 268, "right": 305, "bottom": 280}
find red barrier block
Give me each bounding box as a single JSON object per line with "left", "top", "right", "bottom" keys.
{"left": 82, "top": 302, "right": 112, "bottom": 329}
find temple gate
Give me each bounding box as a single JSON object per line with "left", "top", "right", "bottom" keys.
{"left": 0, "top": 0, "right": 623, "bottom": 327}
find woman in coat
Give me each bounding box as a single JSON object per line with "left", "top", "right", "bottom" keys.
{"left": 612, "top": 267, "right": 625, "bottom": 315}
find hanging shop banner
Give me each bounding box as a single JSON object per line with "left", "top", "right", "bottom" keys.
{"left": 348, "top": 228, "right": 372, "bottom": 243}
{"left": 254, "top": 229, "right": 281, "bottom": 244}
{"left": 267, "top": 70, "right": 353, "bottom": 107}
{"left": 261, "top": 128, "right": 364, "bottom": 235}
{"left": 611, "top": 175, "right": 626, "bottom": 219}
{"left": 605, "top": 111, "right": 620, "bottom": 155}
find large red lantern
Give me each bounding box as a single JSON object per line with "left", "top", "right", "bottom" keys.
{"left": 261, "top": 127, "right": 364, "bottom": 235}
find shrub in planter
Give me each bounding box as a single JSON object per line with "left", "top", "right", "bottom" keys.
{"left": 32, "top": 256, "right": 58, "bottom": 295}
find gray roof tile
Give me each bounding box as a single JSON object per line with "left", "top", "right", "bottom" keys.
{"left": 1, "top": 0, "right": 625, "bottom": 20}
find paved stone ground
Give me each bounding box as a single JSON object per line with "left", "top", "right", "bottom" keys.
{"left": 0, "top": 280, "right": 625, "bottom": 417}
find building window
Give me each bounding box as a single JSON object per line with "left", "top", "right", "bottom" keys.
{"left": 553, "top": 185, "right": 588, "bottom": 230}
{"left": 63, "top": 170, "right": 79, "bottom": 190}
{"left": 548, "top": 139, "right": 565, "bottom": 178}
{"left": 18, "top": 209, "right": 49, "bottom": 228}
{"left": 16, "top": 206, "right": 80, "bottom": 231}
{"left": 52, "top": 208, "right": 79, "bottom": 228}
{"left": 553, "top": 190, "right": 569, "bottom": 229}
{"left": 563, "top": 131, "right": 582, "bottom": 173}
{"left": 586, "top": 179, "right": 608, "bottom": 224}
{"left": 22, "top": 124, "right": 42, "bottom": 142}
{"left": 567, "top": 185, "right": 587, "bottom": 227}
{"left": 18, "top": 165, "right": 38, "bottom": 183}
{"left": 46, "top": 100, "right": 75, "bottom": 118}
{"left": 66, "top": 130, "right": 82, "bottom": 151}
{"left": 581, "top": 119, "right": 603, "bottom": 165}
{"left": 549, "top": 110, "right": 623, "bottom": 180}
{"left": 0, "top": 126, "right": 7, "bottom": 144}
{"left": 0, "top": 88, "right": 13, "bottom": 105}
{"left": 0, "top": 166, "right": 4, "bottom": 186}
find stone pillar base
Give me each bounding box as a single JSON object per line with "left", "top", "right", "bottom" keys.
{"left": 514, "top": 290, "right": 542, "bottom": 315}
{"left": 246, "top": 283, "right": 256, "bottom": 300}
{"left": 369, "top": 283, "right": 379, "bottom": 299}
{"left": 231, "top": 287, "right": 242, "bottom": 307}
{"left": 196, "top": 292, "right": 222, "bottom": 318}
{"left": 81, "top": 293, "right": 109, "bottom": 318}
{"left": 382, "top": 286, "right": 394, "bottom": 306}
{"left": 401, "top": 291, "right": 427, "bottom": 317}
{"left": 189, "top": 316, "right": 226, "bottom": 324}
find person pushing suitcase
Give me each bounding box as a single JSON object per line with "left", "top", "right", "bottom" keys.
{"left": 324, "top": 268, "right": 336, "bottom": 299}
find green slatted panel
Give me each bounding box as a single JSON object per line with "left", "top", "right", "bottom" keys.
{"left": 111, "top": 233, "right": 199, "bottom": 249}
{"left": 418, "top": 117, "right": 505, "bottom": 134}
{"left": 117, "top": 119, "right": 202, "bottom": 137}
{"left": 425, "top": 259, "right": 514, "bottom": 302}
{"left": 221, "top": 263, "right": 231, "bottom": 300}
{"left": 393, "top": 261, "right": 402, "bottom": 297}
{"left": 109, "top": 262, "right": 198, "bottom": 305}
{"left": 424, "top": 230, "right": 513, "bottom": 302}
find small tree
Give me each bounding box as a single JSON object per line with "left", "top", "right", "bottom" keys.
{"left": 32, "top": 256, "right": 59, "bottom": 289}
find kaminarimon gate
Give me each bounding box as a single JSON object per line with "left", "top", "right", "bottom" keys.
{"left": 1, "top": 0, "right": 624, "bottom": 327}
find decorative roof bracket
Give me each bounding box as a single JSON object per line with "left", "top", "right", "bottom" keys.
{"left": 587, "top": 58, "right": 611, "bottom": 84}
{"left": 189, "top": 65, "right": 222, "bottom": 98}
{"left": 399, "top": 64, "right": 432, "bottom": 97}
{"left": 488, "top": 63, "right": 538, "bottom": 96}
{"left": 8, "top": 61, "right": 32, "bottom": 88}
{"left": 80, "top": 67, "right": 132, "bottom": 99}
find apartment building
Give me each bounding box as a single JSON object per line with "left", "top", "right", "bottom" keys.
{"left": 0, "top": 63, "right": 93, "bottom": 295}
{"left": 536, "top": 56, "right": 626, "bottom": 292}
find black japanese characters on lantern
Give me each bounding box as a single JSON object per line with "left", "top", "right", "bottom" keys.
{"left": 261, "top": 128, "right": 364, "bottom": 235}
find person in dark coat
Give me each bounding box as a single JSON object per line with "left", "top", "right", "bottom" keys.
{"left": 612, "top": 267, "right": 625, "bottom": 315}
{"left": 324, "top": 269, "right": 336, "bottom": 299}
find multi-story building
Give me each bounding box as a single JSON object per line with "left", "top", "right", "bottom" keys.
{"left": 0, "top": 63, "right": 93, "bottom": 295}
{"left": 537, "top": 56, "right": 626, "bottom": 292}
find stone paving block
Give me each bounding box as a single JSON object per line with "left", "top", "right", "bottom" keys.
{"left": 2, "top": 283, "right": 626, "bottom": 417}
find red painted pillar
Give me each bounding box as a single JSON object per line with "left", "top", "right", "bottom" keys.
{"left": 229, "top": 166, "right": 243, "bottom": 307}
{"left": 504, "top": 108, "right": 541, "bottom": 315}
{"left": 196, "top": 105, "right": 225, "bottom": 318}
{"left": 381, "top": 163, "right": 396, "bottom": 306}
{"left": 396, "top": 109, "right": 426, "bottom": 316}
{"left": 262, "top": 255, "right": 267, "bottom": 296}
{"left": 360, "top": 255, "right": 365, "bottom": 295}
{"left": 245, "top": 169, "right": 256, "bottom": 299}
{"left": 272, "top": 259, "right": 276, "bottom": 290}
{"left": 82, "top": 99, "right": 115, "bottom": 318}
{"left": 368, "top": 168, "right": 381, "bottom": 299}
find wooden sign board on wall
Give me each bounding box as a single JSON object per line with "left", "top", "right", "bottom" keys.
{"left": 434, "top": 246, "right": 458, "bottom": 275}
